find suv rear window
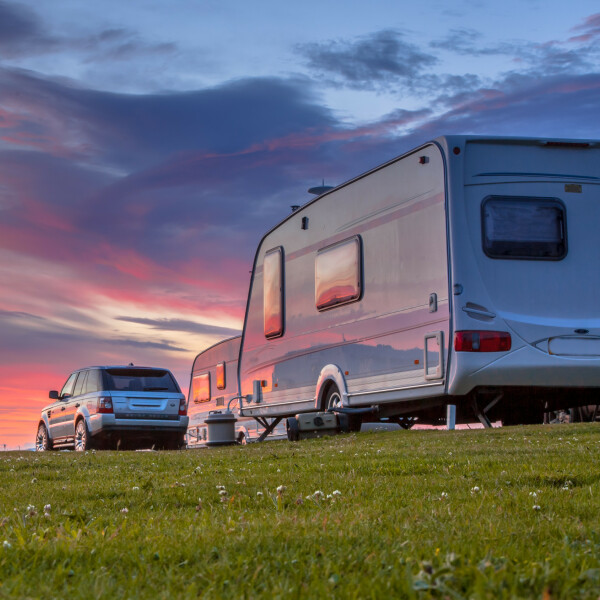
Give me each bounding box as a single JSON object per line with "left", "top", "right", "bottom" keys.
{"left": 482, "top": 196, "right": 566, "bottom": 260}
{"left": 104, "top": 369, "right": 180, "bottom": 393}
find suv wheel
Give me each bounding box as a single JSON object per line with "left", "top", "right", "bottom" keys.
{"left": 74, "top": 420, "right": 92, "bottom": 451}
{"left": 36, "top": 423, "right": 52, "bottom": 452}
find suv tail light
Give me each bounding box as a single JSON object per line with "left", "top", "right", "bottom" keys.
{"left": 454, "top": 331, "right": 511, "bottom": 352}
{"left": 97, "top": 397, "right": 114, "bottom": 414}
{"left": 178, "top": 398, "right": 187, "bottom": 416}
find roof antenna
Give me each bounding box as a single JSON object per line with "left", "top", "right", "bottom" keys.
{"left": 308, "top": 179, "right": 334, "bottom": 196}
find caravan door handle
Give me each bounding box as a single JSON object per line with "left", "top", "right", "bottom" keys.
{"left": 60, "top": 407, "right": 65, "bottom": 411}
{"left": 462, "top": 306, "right": 496, "bottom": 319}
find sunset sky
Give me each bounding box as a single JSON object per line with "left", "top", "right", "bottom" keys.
{"left": 1, "top": 0, "right": 599, "bottom": 448}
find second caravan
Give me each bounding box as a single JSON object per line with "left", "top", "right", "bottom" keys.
{"left": 187, "top": 336, "right": 285, "bottom": 445}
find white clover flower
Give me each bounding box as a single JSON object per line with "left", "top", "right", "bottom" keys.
{"left": 440, "top": 492, "right": 448, "bottom": 498}
{"left": 121, "top": 508, "right": 129, "bottom": 514}
{"left": 216, "top": 485, "right": 226, "bottom": 491}
{"left": 313, "top": 490, "right": 324, "bottom": 500}
{"left": 44, "top": 504, "right": 51, "bottom": 513}
{"left": 276, "top": 469, "right": 281, "bottom": 473}
{"left": 326, "top": 494, "right": 333, "bottom": 499}
{"left": 31, "top": 478, "right": 37, "bottom": 484}
{"left": 276, "top": 485, "right": 286, "bottom": 494}
{"left": 256, "top": 491, "right": 263, "bottom": 497}
{"left": 533, "top": 505, "right": 541, "bottom": 511}
{"left": 132, "top": 486, "right": 140, "bottom": 491}
{"left": 332, "top": 490, "right": 342, "bottom": 496}
{"left": 3, "top": 541, "right": 11, "bottom": 549}
{"left": 529, "top": 491, "right": 537, "bottom": 497}
{"left": 218, "top": 490, "right": 228, "bottom": 496}
{"left": 471, "top": 486, "right": 480, "bottom": 494}
{"left": 26, "top": 504, "right": 35, "bottom": 512}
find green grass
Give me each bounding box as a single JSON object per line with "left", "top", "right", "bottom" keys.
{"left": 1, "top": 424, "right": 600, "bottom": 599}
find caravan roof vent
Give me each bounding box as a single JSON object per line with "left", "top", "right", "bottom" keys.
{"left": 308, "top": 180, "right": 335, "bottom": 196}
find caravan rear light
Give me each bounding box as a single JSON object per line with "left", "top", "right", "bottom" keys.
{"left": 178, "top": 398, "right": 187, "bottom": 416}
{"left": 97, "top": 397, "right": 113, "bottom": 414}
{"left": 454, "top": 331, "right": 511, "bottom": 352}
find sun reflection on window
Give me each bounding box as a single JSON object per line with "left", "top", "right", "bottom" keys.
{"left": 315, "top": 236, "right": 362, "bottom": 311}
{"left": 264, "top": 247, "right": 284, "bottom": 338}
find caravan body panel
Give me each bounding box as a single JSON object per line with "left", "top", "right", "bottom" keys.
{"left": 239, "top": 143, "right": 450, "bottom": 417}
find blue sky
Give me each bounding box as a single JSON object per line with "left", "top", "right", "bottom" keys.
{"left": 0, "top": 0, "right": 599, "bottom": 446}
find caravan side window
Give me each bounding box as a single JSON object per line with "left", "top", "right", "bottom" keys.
{"left": 482, "top": 197, "right": 566, "bottom": 260}
{"left": 264, "top": 247, "right": 284, "bottom": 338}
{"left": 216, "top": 362, "right": 226, "bottom": 390}
{"left": 192, "top": 373, "right": 211, "bottom": 403}
{"left": 315, "top": 236, "right": 362, "bottom": 311}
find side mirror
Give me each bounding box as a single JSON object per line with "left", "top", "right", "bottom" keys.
{"left": 49, "top": 390, "right": 59, "bottom": 400}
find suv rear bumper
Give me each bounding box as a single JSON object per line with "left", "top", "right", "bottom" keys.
{"left": 89, "top": 414, "right": 189, "bottom": 437}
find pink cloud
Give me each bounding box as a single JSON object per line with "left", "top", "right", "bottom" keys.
{"left": 568, "top": 13, "right": 600, "bottom": 43}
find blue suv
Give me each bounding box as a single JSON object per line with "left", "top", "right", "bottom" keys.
{"left": 36, "top": 366, "right": 188, "bottom": 451}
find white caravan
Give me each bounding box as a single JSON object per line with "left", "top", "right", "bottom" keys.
{"left": 187, "top": 336, "right": 285, "bottom": 445}
{"left": 237, "top": 135, "right": 600, "bottom": 429}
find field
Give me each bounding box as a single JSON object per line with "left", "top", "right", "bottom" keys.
{"left": 1, "top": 424, "right": 600, "bottom": 599}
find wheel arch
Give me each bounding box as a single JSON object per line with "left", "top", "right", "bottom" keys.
{"left": 39, "top": 415, "right": 51, "bottom": 440}
{"left": 314, "top": 364, "right": 348, "bottom": 410}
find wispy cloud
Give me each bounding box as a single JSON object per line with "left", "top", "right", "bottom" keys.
{"left": 115, "top": 316, "right": 240, "bottom": 337}
{"left": 0, "top": 1, "right": 176, "bottom": 61}
{"left": 299, "top": 30, "right": 437, "bottom": 91}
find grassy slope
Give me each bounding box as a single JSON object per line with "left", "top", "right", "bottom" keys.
{"left": 1, "top": 424, "right": 599, "bottom": 599}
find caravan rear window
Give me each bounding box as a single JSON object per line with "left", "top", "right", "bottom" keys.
{"left": 482, "top": 197, "right": 566, "bottom": 260}
{"left": 315, "top": 236, "right": 362, "bottom": 310}
{"left": 264, "top": 247, "right": 284, "bottom": 338}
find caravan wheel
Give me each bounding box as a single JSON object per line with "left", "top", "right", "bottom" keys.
{"left": 325, "top": 386, "right": 343, "bottom": 411}
{"left": 324, "top": 386, "right": 361, "bottom": 432}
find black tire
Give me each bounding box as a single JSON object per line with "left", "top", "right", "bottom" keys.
{"left": 163, "top": 433, "right": 185, "bottom": 450}
{"left": 35, "top": 423, "right": 52, "bottom": 452}
{"left": 286, "top": 417, "right": 299, "bottom": 441}
{"left": 324, "top": 385, "right": 361, "bottom": 432}
{"left": 74, "top": 419, "right": 93, "bottom": 451}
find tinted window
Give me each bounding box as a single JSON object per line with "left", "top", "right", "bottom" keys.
{"left": 264, "top": 247, "right": 284, "bottom": 338}
{"left": 482, "top": 197, "right": 566, "bottom": 259}
{"left": 73, "top": 371, "right": 87, "bottom": 397}
{"left": 104, "top": 368, "right": 179, "bottom": 392}
{"left": 85, "top": 369, "right": 103, "bottom": 394}
{"left": 216, "top": 362, "right": 226, "bottom": 390}
{"left": 192, "top": 373, "right": 210, "bottom": 403}
{"left": 315, "top": 236, "right": 362, "bottom": 310}
{"left": 60, "top": 372, "right": 78, "bottom": 399}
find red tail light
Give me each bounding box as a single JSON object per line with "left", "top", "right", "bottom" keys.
{"left": 97, "top": 397, "right": 113, "bottom": 414}
{"left": 178, "top": 398, "right": 187, "bottom": 416}
{"left": 454, "top": 331, "right": 511, "bottom": 352}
